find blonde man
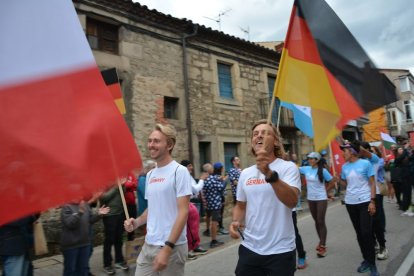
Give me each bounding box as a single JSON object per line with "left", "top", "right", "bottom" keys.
{"left": 125, "top": 124, "right": 192, "bottom": 276}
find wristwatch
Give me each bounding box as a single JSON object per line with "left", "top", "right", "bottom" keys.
{"left": 165, "top": 241, "right": 175, "bottom": 249}
{"left": 265, "top": 171, "right": 279, "bottom": 183}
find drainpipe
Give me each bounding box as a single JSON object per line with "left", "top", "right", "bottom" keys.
{"left": 182, "top": 24, "right": 198, "bottom": 164}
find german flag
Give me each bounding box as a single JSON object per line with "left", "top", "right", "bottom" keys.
{"left": 275, "top": 0, "right": 397, "bottom": 150}
{"left": 101, "top": 68, "right": 126, "bottom": 115}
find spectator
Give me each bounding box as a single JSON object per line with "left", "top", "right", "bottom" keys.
{"left": 203, "top": 162, "right": 228, "bottom": 248}
{"left": 394, "top": 145, "right": 412, "bottom": 215}
{"left": 201, "top": 163, "right": 214, "bottom": 238}
{"left": 124, "top": 172, "right": 137, "bottom": 241}
{"left": 137, "top": 160, "right": 156, "bottom": 218}
{"left": 181, "top": 160, "right": 209, "bottom": 260}
{"left": 100, "top": 186, "right": 129, "bottom": 274}
{"left": 228, "top": 156, "right": 242, "bottom": 205}
{"left": 61, "top": 199, "right": 109, "bottom": 276}
{"left": 0, "top": 215, "right": 36, "bottom": 276}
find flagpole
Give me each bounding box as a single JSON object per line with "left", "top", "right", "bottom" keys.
{"left": 328, "top": 141, "right": 339, "bottom": 198}
{"left": 328, "top": 142, "right": 336, "bottom": 176}
{"left": 260, "top": 4, "right": 293, "bottom": 177}
{"left": 276, "top": 100, "right": 282, "bottom": 133}
{"left": 117, "top": 178, "right": 130, "bottom": 220}
{"left": 104, "top": 124, "right": 131, "bottom": 221}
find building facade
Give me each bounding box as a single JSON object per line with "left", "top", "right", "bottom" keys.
{"left": 382, "top": 69, "right": 414, "bottom": 142}
{"left": 73, "top": 0, "right": 314, "bottom": 175}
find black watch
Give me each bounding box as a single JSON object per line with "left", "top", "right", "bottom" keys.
{"left": 165, "top": 241, "right": 175, "bottom": 249}
{"left": 265, "top": 171, "right": 279, "bottom": 183}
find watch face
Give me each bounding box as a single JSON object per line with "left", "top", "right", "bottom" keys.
{"left": 266, "top": 171, "right": 278, "bottom": 183}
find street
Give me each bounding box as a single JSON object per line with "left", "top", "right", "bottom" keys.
{"left": 33, "top": 199, "right": 414, "bottom": 275}
{"left": 185, "top": 200, "right": 414, "bottom": 276}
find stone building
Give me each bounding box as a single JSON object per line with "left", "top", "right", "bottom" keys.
{"left": 73, "top": 0, "right": 311, "bottom": 175}
{"left": 381, "top": 69, "right": 414, "bottom": 142}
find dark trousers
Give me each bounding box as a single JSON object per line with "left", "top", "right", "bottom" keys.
{"left": 63, "top": 245, "right": 90, "bottom": 276}
{"left": 346, "top": 202, "right": 376, "bottom": 265}
{"left": 401, "top": 180, "right": 412, "bottom": 211}
{"left": 235, "top": 245, "right": 296, "bottom": 276}
{"left": 292, "top": 211, "right": 306, "bottom": 258}
{"left": 103, "top": 214, "right": 125, "bottom": 267}
{"left": 393, "top": 181, "right": 402, "bottom": 206}
{"left": 373, "top": 195, "right": 386, "bottom": 248}
{"left": 219, "top": 196, "right": 225, "bottom": 229}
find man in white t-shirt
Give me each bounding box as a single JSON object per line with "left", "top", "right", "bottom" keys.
{"left": 229, "top": 120, "right": 301, "bottom": 276}
{"left": 124, "top": 124, "right": 192, "bottom": 276}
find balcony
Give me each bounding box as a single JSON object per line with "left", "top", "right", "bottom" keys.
{"left": 258, "top": 98, "right": 295, "bottom": 128}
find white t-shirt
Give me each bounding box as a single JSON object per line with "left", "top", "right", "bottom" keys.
{"left": 299, "top": 166, "right": 333, "bottom": 200}
{"left": 237, "top": 158, "right": 301, "bottom": 255}
{"left": 145, "top": 160, "right": 192, "bottom": 246}
{"left": 341, "top": 159, "right": 374, "bottom": 205}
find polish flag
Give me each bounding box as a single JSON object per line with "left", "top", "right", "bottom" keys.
{"left": 0, "top": 0, "right": 142, "bottom": 225}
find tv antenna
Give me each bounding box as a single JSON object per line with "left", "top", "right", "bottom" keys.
{"left": 240, "top": 26, "right": 250, "bottom": 41}
{"left": 203, "top": 8, "right": 232, "bottom": 31}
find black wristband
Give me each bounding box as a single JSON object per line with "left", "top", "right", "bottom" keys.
{"left": 265, "top": 171, "right": 279, "bottom": 183}
{"left": 370, "top": 198, "right": 376, "bottom": 202}
{"left": 165, "top": 241, "right": 175, "bottom": 249}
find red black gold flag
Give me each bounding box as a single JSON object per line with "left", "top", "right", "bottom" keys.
{"left": 274, "top": 0, "right": 397, "bottom": 150}
{"left": 101, "top": 68, "right": 126, "bottom": 114}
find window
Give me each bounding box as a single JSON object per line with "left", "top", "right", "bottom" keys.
{"left": 224, "top": 143, "right": 239, "bottom": 173}
{"left": 404, "top": 100, "right": 412, "bottom": 123}
{"left": 86, "top": 18, "right": 118, "bottom": 54}
{"left": 199, "top": 142, "right": 211, "bottom": 168}
{"left": 218, "top": 63, "right": 233, "bottom": 99}
{"left": 164, "top": 97, "right": 178, "bottom": 119}
{"left": 388, "top": 109, "right": 397, "bottom": 126}
{"left": 399, "top": 76, "right": 410, "bottom": 92}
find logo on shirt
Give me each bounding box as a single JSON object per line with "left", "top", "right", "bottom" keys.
{"left": 149, "top": 177, "right": 165, "bottom": 184}
{"left": 246, "top": 178, "right": 267, "bottom": 186}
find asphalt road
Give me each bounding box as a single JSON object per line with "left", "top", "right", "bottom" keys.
{"left": 185, "top": 200, "right": 414, "bottom": 276}
{"left": 32, "top": 199, "right": 414, "bottom": 275}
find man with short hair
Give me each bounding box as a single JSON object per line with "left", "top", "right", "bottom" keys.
{"left": 202, "top": 162, "right": 228, "bottom": 248}
{"left": 228, "top": 156, "right": 242, "bottom": 205}
{"left": 229, "top": 119, "right": 301, "bottom": 276}
{"left": 124, "top": 124, "right": 192, "bottom": 275}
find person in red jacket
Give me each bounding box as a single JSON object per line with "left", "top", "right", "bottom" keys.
{"left": 124, "top": 172, "right": 137, "bottom": 241}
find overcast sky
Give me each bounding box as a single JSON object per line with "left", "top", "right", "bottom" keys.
{"left": 136, "top": 0, "right": 414, "bottom": 73}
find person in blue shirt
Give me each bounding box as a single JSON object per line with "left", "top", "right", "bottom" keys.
{"left": 137, "top": 160, "right": 156, "bottom": 217}
{"left": 299, "top": 152, "right": 336, "bottom": 259}
{"left": 370, "top": 145, "right": 389, "bottom": 260}
{"left": 339, "top": 143, "right": 379, "bottom": 276}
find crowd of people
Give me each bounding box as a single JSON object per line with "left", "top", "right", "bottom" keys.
{"left": 2, "top": 121, "right": 414, "bottom": 276}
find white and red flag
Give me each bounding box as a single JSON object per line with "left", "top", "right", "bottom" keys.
{"left": 0, "top": 0, "right": 142, "bottom": 225}
{"left": 330, "top": 139, "right": 345, "bottom": 176}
